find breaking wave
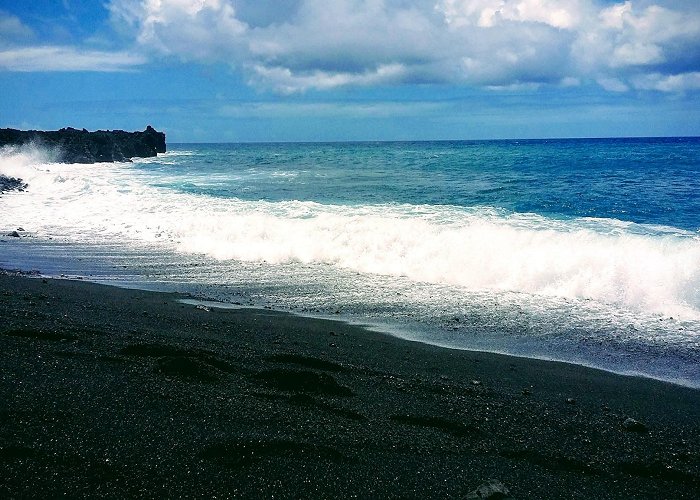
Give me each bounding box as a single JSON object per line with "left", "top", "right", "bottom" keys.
{"left": 2, "top": 147, "right": 699, "bottom": 321}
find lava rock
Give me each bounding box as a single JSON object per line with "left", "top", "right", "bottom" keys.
{"left": 466, "top": 479, "right": 513, "bottom": 499}
{"left": 623, "top": 417, "right": 648, "bottom": 433}
{"left": 0, "top": 126, "right": 166, "bottom": 164}
{"left": 0, "top": 175, "right": 28, "bottom": 194}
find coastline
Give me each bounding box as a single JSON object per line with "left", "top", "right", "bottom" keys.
{"left": 1, "top": 271, "right": 698, "bottom": 498}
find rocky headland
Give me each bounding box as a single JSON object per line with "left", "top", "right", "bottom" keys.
{"left": 0, "top": 126, "right": 166, "bottom": 164}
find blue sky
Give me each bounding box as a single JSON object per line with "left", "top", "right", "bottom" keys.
{"left": 0, "top": 0, "right": 698, "bottom": 142}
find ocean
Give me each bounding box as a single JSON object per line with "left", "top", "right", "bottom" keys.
{"left": 1, "top": 138, "right": 699, "bottom": 387}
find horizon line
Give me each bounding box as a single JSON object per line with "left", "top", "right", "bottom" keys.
{"left": 169, "top": 135, "right": 700, "bottom": 145}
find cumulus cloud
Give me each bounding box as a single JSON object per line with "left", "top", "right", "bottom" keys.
{"left": 631, "top": 71, "right": 700, "bottom": 92}
{"left": 106, "top": 0, "right": 700, "bottom": 93}
{"left": 577, "top": 1, "right": 700, "bottom": 71}
{"left": 250, "top": 63, "right": 408, "bottom": 94}
{"left": 110, "top": 0, "right": 247, "bottom": 60}
{"left": 439, "top": 0, "right": 586, "bottom": 29}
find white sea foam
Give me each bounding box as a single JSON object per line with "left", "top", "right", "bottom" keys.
{"left": 182, "top": 207, "right": 700, "bottom": 319}
{"left": 2, "top": 148, "right": 699, "bottom": 321}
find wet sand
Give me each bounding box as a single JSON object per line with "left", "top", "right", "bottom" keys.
{"left": 1, "top": 271, "right": 699, "bottom": 498}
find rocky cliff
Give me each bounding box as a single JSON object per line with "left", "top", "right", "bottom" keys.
{"left": 0, "top": 126, "right": 166, "bottom": 163}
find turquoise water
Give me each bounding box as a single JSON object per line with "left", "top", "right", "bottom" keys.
{"left": 149, "top": 138, "right": 700, "bottom": 230}
{"left": 1, "top": 138, "right": 699, "bottom": 386}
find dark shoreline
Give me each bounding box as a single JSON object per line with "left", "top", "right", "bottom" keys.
{"left": 1, "top": 272, "right": 699, "bottom": 498}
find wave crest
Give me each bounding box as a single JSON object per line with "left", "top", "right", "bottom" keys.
{"left": 2, "top": 153, "right": 699, "bottom": 320}
{"left": 171, "top": 202, "right": 700, "bottom": 319}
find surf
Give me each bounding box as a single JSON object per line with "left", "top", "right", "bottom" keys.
{"left": 2, "top": 146, "right": 699, "bottom": 321}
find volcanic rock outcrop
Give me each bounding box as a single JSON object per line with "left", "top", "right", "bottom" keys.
{"left": 0, "top": 126, "right": 166, "bottom": 163}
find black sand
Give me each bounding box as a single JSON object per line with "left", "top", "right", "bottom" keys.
{"left": 1, "top": 272, "right": 699, "bottom": 498}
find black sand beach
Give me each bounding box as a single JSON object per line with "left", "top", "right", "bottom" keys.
{"left": 1, "top": 271, "right": 699, "bottom": 498}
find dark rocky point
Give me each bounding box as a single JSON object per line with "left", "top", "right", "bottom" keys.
{"left": 0, "top": 126, "right": 166, "bottom": 164}
{"left": 0, "top": 175, "right": 28, "bottom": 194}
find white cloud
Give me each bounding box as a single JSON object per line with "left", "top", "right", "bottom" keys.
{"left": 0, "top": 10, "right": 34, "bottom": 44}
{"left": 596, "top": 77, "right": 629, "bottom": 92}
{"left": 438, "top": 0, "right": 585, "bottom": 29}
{"left": 0, "top": 46, "right": 147, "bottom": 72}
{"left": 585, "top": 1, "right": 700, "bottom": 70}
{"left": 105, "top": 0, "right": 700, "bottom": 93}
{"left": 610, "top": 42, "right": 663, "bottom": 67}
{"left": 0, "top": 8, "right": 146, "bottom": 72}
{"left": 110, "top": 0, "right": 247, "bottom": 60}
{"left": 250, "top": 63, "right": 407, "bottom": 94}
{"left": 631, "top": 72, "right": 700, "bottom": 92}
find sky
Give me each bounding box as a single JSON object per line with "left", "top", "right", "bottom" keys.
{"left": 0, "top": 0, "right": 698, "bottom": 142}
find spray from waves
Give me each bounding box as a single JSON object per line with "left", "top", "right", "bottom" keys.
{"left": 0, "top": 143, "right": 61, "bottom": 180}
{"left": 2, "top": 146, "right": 699, "bottom": 320}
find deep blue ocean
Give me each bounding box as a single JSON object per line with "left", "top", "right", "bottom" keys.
{"left": 2, "top": 137, "right": 699, "bottom": 386}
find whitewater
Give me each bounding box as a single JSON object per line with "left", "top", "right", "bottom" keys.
{"left": 1, "top": 139, "right": 699, "bottom": 387}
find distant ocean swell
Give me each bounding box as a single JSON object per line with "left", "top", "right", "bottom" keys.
{"left": 2, "top": 144, "right": 699, "bottom": 321}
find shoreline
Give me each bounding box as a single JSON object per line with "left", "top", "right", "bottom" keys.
{"left": 2, "top": 222, "right": 697, "bottom": 391}
{"left": 1, "top": 271, "right": 699, "bottom": 498}
{"left": 178, "top": 295, "right": 699, "bottom": 391}
{"left": 5, "top": 252, "right": 696, "bottom": 390}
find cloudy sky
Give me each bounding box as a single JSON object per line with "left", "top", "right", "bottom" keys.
{"left": 0, "top": 0, "right": 698, "bottom": 141}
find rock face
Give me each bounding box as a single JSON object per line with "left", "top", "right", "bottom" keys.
{"left": 0, "top": 175, "right": 28, "bottom": 194}
{"left": 0, "top": 126, "right": 166, "bottom": 163}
